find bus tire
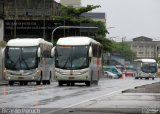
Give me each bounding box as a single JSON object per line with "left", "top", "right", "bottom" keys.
{"left": 58, "top": 81, "right": 63, "bottom": 86}
{"left": 67, "top": 82, "right": 70, "bottom": 86}
{"left": 47, "top": 80, "right": 51, "bottom": 85}
{"left": 20, "top": 82, "right": 24, "bottom": 86}
{"left": 24, "top": 81, "right": 28, "bottom": 85}
{"left": 71, "top": 82, "right": 75, "bottom": 86}
{"left": 37, "top": 73, "right": 42, "bottom": 85}
{"left": 36, "top": 81, "right": 41, "bottom": 85}
{"left": 42, "top": 81, "right": 47, "bottom": 85}
{"left": 152, "top": 77, "right": 154, "bottom": 80}
{"left": 85, "top": 81, "right": 91, "bottom": 86}
{"left": 9, "top": 81, "right": 14, "bottom": 86}
{"left": 135, "top": 77, "right": 138, "bottom": 79}
{"left": 47, "top": 74, "right": 51, "bottom": 85}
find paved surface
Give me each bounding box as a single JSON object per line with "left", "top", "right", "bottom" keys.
{"left": 55, "top": 80, "right": 160, "bottom": 114}
{"left": 1, "top": 79, "right": 160, "bottom": 114}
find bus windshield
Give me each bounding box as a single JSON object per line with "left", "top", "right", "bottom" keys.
{"left": 5, "top": 46, "right": 38, "bottom": 70}
{"left": 141, "top": 63, "right": 157, "bottom": 73}
{"left": 55, "top": 45, "right": 89, "bottom": 69}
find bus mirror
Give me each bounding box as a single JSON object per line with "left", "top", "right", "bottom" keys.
{"left": 37, "top": 47, "right": 41, "bottom": 57}
{"left": 51, "top": 47, "right": 55, "bottom": 57}
{"left": 1, "top": 48, "right": 5, "bottom": 58}
{"left": 89, "top": 46, "right": 93, "bottom": 57}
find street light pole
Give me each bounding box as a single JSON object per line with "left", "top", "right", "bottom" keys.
{"left": 14, "top": 0, "right": 17, "bottom": 39}
{"left": 51, "top": 26, "right": 98, "bottom": 44}
{"left": 43, "top": 0, "right": 46, "bottom": 39}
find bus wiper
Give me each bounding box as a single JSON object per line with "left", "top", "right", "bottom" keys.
{"left": 12, "top": 56, "right": 20, "bottom": 70}
{"left": 63, "top": 57, "right": 71, "bottom": 68}
{"left": 21, "top": 56, "right": 29, "bottom": 70}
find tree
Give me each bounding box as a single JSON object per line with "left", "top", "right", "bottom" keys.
{"left": 111, "top": 41, "right": 136, "bottom": 61}
{"left": 52, "top": 5, "right": 112, "bottom": 51}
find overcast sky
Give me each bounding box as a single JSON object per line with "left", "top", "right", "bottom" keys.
{"left": 55, "top": 0, "right": 160, "bottom": 41}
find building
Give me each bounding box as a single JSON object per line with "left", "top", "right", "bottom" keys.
{"left": 81, "top": 12, "right": 106, "bottom": 23}
{"left": 4, "top": 0, "right": 61, "bottom": 41}
{"left": 60, "top": 0, "right": 81, "bottom": 8}
{"left": 0, "top": 0, "right": 4, "bottom": 41}
{"left": 126, "top": 36, "right": 160, "bottom": 59}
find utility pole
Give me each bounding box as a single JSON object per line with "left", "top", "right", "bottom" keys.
{"left": 43, "top": 0, "right": 46, "bottom": 39}
{"left": 121, "top": 36, "right": 126, "bottom": 58}
{"left": 14, "top": 0, "right": 17, "bottom": 39}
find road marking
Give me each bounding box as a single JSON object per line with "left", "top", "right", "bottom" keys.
{"left": 44, "top": 89, "right": 125, "bottom": 114}
{"left": 44, "top": 79, "right": 160, "bottom": 114}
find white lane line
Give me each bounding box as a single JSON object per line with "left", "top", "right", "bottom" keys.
{"left": 44, "top": 79, "right": 160, "bottom": 114}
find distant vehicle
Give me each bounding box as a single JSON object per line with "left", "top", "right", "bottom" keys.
{"left": 133, "top": 59, "right": 157, "bottom": 80}
{"left": 123, "top": 70, "right": 134, "bottom": 77}
{"left": 103, "top": 65, "right": 122, "bottom": 78}
{"left": 2, "top": 38, "right": 54, "bottom": 85}
{"left": 53, "top": 36, "right": 102, "bottom": 86}
{"left": 104, "top": 71, "right": 118, "bottom": 79}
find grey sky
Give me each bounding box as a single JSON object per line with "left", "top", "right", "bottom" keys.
{"left": 55, "top": 0, "right": 160, "bottom": 41}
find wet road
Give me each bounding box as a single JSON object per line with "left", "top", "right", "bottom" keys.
{"left": 0, "top": 77, "right": 160, "bottom": 113}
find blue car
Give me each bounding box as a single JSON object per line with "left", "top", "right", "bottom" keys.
{"left": 103, "top": 65, "right": 122, "bottom": 78}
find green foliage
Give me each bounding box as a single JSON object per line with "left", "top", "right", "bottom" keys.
{"left": 0, "top": 41, "right": 6, "bottom": 47}
{"left": 60, "top": 5, "right": 100, "bottom": 17}
{"left": 52, "top": 5, "right": 112, "bottom": 51}
{"left": 93, "top": 35, "right": 113, "bottom": 52}
{"left": 112, "top": 42, "right": 136, "bottom": 61}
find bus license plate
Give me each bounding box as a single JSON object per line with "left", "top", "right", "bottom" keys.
{"left": 18, "top": 77, "right": 24, "bottom": 79}
{"left": 69, "top": 77, "right": 74, "bottom": 79}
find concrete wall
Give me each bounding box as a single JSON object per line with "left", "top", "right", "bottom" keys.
{"left": 0, "top": 19, "right": 4, "bottom": 41}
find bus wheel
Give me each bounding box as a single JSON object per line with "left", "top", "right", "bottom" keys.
{"left": 9, "top": 81, "right": 14, "bottom": 86}
{"left": 20, "top": 82, "right": 24, "bottom": 86}
{"left": 152, "top": 77, "right": 154, "bottom": 80}
{"left": 47, "top": 80, "right": 51, "bottom": 85}
{"left": 58, "top": 81, "right": 63, "bottom": 86}
{"left": 135, "top": 77, "right": 138, "bottom": 79}
{"left": 36, "top": 81, "right": 41, "bottom": 85}
{"left": 24, "top": 81, "right": 28, "bottom": 85}
{"left": 37, "top": 75, "right": 42, "bottom": 85}
{"left": 42, "top": 81, "right": 47, "bottom": 85}
{"left": 145, "top": 78, "right": 149, "bottom": 80}
{"left": 67, "top": 82, "right": 70, "bottom": 86}
{"left": 71, "top": 82, "right": 75, "bottom": 86}
{"left": 85, "top": 81, "right": 91, "bottom": 86}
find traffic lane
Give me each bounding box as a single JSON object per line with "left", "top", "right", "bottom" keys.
{"left": 61, "top": 80, "right": 160, "bottom": 114}
{"left": 0, "top": 77, "right": 159, "bottom": 110}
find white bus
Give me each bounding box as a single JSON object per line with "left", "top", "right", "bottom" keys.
{"left": 53, "top": 36, "right": 102, "bottom": 86}
{"left": 2, "top": 38, "right": 53, "bottom": 85}
{"left": 134, "top": 59, "right": 157, "bottom": 80}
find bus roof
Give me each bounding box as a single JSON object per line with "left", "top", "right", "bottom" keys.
{"left": 134, "top": 59, "right": 156, "bottom": 63}
{"left": 7, "top": 38, "right": 53, "bottom": 47}
{"left": 57, "top": 36, "right": 100, "bottom": 46}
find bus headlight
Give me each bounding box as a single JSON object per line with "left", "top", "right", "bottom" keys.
{"left": 3, "top": 68, "right": 7, "bottom": 77}
{"left": 36, "top": 68, "right": 40, "bottom": 76}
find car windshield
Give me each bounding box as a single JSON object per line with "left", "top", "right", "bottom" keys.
{"left": 55, "top": 45, "right": 89, "bottom": 69}
{"left": 5, "top": 46, "right": 38, "bottom": 70}
{"left": 142, "top": 62, "right": 157, "bottom": 73}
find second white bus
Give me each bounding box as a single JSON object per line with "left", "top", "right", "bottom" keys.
{"left": 2, "top": 38, "right": 54, "bottom": 85}
{"left": 53, "top": 36, "right": 102, "bottom": 86}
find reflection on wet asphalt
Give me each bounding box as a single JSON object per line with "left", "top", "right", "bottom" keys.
{"left": 0, "top": 78, "right": 159, "bottom": 109}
